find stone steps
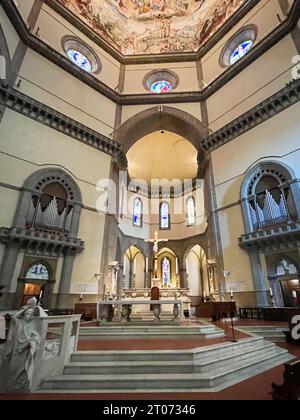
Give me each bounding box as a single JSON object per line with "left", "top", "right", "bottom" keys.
{"left": 235, "top": 326, "right": 288, "bottom": 342}
{"left": 78, "top": 324, "right": 224, "bottom": 340}
{"left": 40, "top": 337, "right": 294, "bottom": 392}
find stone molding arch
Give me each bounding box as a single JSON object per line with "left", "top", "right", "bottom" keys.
{"left": 14, "top": 168, "right": 82, "bottom": 236}
{"left": 241, "top": 160, "right": 296, "bottom": 198}
{"left": 240, "top": 160, "right": 300, "bottom": 233}
{"left": 115, "top": 106, "right": 208, "bottom": 154}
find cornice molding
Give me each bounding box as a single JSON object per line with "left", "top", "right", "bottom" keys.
{"left": 199, "top": 78, "right": 300, "bottom": 155}
{"left": 44, "top": 0, "right": 260, "bottom": 65}
{"left": 1, "top": 0, "right": 300, "bottom": 105}
{"left": 0, "top": 82, "right": 128, "bottom": 168}
{"left": 1, "top": 78, "right": 300, "bottom": 166}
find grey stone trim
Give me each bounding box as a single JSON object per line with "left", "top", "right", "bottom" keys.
{"left": 199, "top": 78, "right": 300, "bottom": 155}
{"left": 1, "top": 0, "right": 300, "bottom": 105}
{"left": 0, "top": 227, "right": 84, "bottom": 255}
{"left": 115, "top": 105, "right": 208, "bottom": 153}
{"left": 0, "top": 20, "right": 12, "bottom": 123}
{"left": 0, "top": 82, "right": 128, "bottom": 168}
{"left": 44, "top": 0, "right": 260, "bottom": 65}
{"left": 248, "top": 251, "right": 269, "bottom": 306}
{"left": 239, "top": 222, "right": 300, "bottom": 253}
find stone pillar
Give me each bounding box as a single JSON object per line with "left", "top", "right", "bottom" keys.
{"left": 289, "top": 181, "right": 300, "bottom": 220}
{"left": 57, "top": 253, "right": 75, "bottom": 307}
{"left": 248, "top": 251, "right": 269, "bottom": 307}
{"left": 0, "top": 245, "right": 19, "bottom": 290}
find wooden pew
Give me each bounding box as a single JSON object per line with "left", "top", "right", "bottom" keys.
{"left": 271, "top": 358, "right": 300, "bottom": 400}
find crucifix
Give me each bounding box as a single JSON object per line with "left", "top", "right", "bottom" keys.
{"left": 145, "top": 231, "right": 168, "bottom": 278}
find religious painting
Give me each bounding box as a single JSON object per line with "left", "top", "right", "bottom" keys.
{"left": 56, "top": 0, "right": 246, "bottom": 55}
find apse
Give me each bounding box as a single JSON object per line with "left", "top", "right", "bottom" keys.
{"left": 127, "top": 130, "right": 198, "bottom": 183}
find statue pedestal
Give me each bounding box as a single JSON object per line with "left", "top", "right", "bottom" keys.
{"left": 151, "top": 278, "right": 161, "bottom": 288}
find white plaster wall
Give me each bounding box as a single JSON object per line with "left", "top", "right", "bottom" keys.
{"left": 0, "top": 5, "right": 20, "bottom": 58}
{"left": 123, "top": 61, "right": 198, "bottom": 94}
{"left": 18, "top": 49, "right": 116, "bottom": 137}
{"left": 14, "top": 0, "right": 35, "bottom": 23}
{"left": 34, "top": 4, "right": 120, "bottom": 90}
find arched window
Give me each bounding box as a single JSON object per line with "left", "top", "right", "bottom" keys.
{"left": 186, "top": 197, "right": 196, "bottom": 226}
{"left": 160, "top": 202, "right": 170, "bottom": 229}
{"left": 133, "top": 197, "right": 143, "bottom": 227}
{"left": 26, "top": 182, "right": 73, "bottom": 233}
{"left": 25, "top": 263, "right": 49, "bottom": 280}
{"left": 162, "top": 257, "right": 171, "bottom": 286}
{"left": 241, "top": 162, "right": 299, "bottom": 233}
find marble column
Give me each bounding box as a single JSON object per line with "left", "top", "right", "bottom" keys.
{"left": 248, "top": 250, "right": 269, "bottom": 307}
{"left": 57, "top": 253, "right": 75, "bottom": 307}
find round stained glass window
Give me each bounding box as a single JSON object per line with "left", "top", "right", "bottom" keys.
{"left": 67, "top": 49, "right": 92, "bottom": 73}
{"left": 151, "top": 80, "right": 173, "bottom": 94}
{"left": 220, "top": 26, "right": 257, "bottom": 68}
{"left": 229, "top": 40, "right": 253, "bottom": 65}
{"left": 62, "top": 36, "right": 101, "bottom": 75}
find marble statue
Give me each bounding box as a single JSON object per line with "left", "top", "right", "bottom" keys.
{"left": 107, "top": 261, "right": 120, "bottom": 299}
{"left": 0, "top": 297, "right": 47, "bottom": 392}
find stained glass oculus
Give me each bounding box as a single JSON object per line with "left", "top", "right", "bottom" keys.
{"left": 151, "top": 80, "right": 173, "bottom": 94}
{"left": 67, "top": 49, "right": 92, "bottom": 72}
{"left": 229, "top": 40, "right": 253, "bottom": 65}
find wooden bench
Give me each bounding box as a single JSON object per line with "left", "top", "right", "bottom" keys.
{"left": 271, "top": 358, "right": 300, "bottom": 400}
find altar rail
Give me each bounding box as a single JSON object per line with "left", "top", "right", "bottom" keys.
{"left": 239, "top": 307, "right": 300, "bottom": 322}
{"left": 97, "top": 300, "right": 182, "bottom": 323}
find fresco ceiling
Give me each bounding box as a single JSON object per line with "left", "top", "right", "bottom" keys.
{"left": 57, "top": 0, "right": 246, "bottom": 56}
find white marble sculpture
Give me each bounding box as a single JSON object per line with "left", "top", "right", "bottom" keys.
{"left": 107, "top": 261, "right": 120, "bottom": 299}
{"left": 0, "top": 297, "right": 47, "bottom": 392}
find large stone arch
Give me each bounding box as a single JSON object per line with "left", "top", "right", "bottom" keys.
{"left": 115, "top": 106, "right": 208, "bottom": 154}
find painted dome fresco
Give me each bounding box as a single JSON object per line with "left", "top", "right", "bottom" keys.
{"left": 57, "top": 0, "right": 246, "bottom": 56}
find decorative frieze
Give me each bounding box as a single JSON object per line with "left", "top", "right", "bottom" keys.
{"left": 0, "top": 226, "right": 85, "bottom": 256}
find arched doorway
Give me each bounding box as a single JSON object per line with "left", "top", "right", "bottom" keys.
{"left": 21, "top": 261, "right": 53, "bottom": 307}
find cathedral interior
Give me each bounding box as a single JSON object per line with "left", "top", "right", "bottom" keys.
{"left": 0, "top": 0, "right": 299, "bottom": 401}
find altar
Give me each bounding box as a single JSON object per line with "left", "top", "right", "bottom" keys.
{"left": 97, "top": 299, "right": 183, "bottom": 324}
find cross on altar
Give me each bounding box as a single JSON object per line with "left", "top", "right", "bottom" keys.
{"left": 145, "top": 231, "right": 168, "bottom": 278}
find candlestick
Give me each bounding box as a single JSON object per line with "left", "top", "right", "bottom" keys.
{"left": 230, "top": 290, "right": 233, "bottom": 300}
{"left": 203, "top": 290, "right": 206, "bottom": 299}
{"left": 186, "top": 258, "right": 189, "bottom": 275}
{"left": 175, "top": 258, "right": 178, "bottom": 275}
{"left": 269, "top": 287, "right": 273, "bottom": 298}
{"left": 123, "top": 256, "right": 126, "bottom": 276}
{"left": 39, "top": 289, "right": 43, "bottom": 300}
{"left": 145, "top": 257, "right": 148, "bottom": 273}
{"left": 133, "top": 258, "right": 137, "bottom": 275}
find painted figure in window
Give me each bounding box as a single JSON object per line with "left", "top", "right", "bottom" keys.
{"left": 230, "top": 40, "right": 253, "bottom": 65}
{"left": 162, "top": 257, "right": 171, "bottom": 285}
{"left": 25, "top": 264, "right": 49, "bottom": 280}
{"left": 187, "top": 197, "right": 196, "bottom": 225}
{"left": 67, "top": 49, "right": 92, "bottom": 72}
{"left": 160, "top": 202, "right": 169, "bottom": 229}
{"left": 151, "top": 80, "right": 173, "bottom": 93}
{"left": 133, "top": 198, "right": 142, "bottom": 227}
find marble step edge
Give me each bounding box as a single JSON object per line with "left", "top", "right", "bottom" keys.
{"left": 64, "top": 344, "right": 277, "bottom": 374}
{"left": 42, "top": 349, "right": 292, "bottom": 390}
{"left": 71, "top": 337, "right": 265, "bottom": 361}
